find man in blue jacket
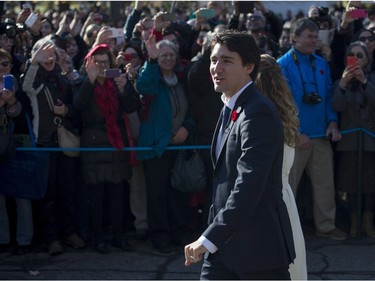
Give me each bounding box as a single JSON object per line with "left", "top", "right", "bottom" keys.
{"left": 277, "top": 18, "right": 347, "bottom": 241}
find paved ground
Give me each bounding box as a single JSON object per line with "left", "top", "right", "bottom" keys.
{"left": 1, "top": 184, "right": 374, "bottom": 280}
{"left": 1, "top": 225, "right": 375, "bottom": 280}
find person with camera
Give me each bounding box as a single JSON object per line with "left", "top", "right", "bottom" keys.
{"left": 277, "top": 18, "right": 348, "bottom": 241}
{"left": 228, "top": 1, "right": 283, "bottom": 44}
{"left": 0, "top": 18, "right": 29, "bottom": 78}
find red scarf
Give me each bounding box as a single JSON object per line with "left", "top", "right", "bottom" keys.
{"left": 94, "top": 79, "right": 124, "bottom": 149}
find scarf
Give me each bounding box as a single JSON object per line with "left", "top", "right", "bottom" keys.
{"left": 94, "top": 79, "right": 124, "bottom": 149}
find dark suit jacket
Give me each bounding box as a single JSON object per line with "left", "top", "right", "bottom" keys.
{"left": 203, "top": 83, "right": 296, "bottom": 272}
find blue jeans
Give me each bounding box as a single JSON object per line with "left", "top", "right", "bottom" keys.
{"left": 0, "top": 195, "right": 33, "bottom": 245}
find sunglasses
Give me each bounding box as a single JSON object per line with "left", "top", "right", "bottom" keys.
{"left": 359, "top": 36, "right": 375, "bottom": 42}
{"left": 0, "top": 61, "right": 10, "bottom": 67}
{"left": 348, "top": 52, "right": 365, "bottom": 59}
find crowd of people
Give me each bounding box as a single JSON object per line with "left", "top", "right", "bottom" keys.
{"left": 1, "top": 0, "right": 375, "bottom": 279}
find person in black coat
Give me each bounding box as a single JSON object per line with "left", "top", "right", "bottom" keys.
{"left": 74, "top": 44, "right": 140, "bottom": 255}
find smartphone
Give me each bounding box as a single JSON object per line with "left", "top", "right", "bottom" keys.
{"left": 318, "top": 30, "right": 330, "bottom": 45}
{"left": 346, "top": 56, "right": 357, "bottom": 67}
{"left": 3, "top": 75, "right": 13, "bottom": 91}
{"left": 199, "top": 8, "right": 216, "bottom": 19}
{"left": 160, "top": 13, "right": 175, "bottom": 22}
{"left": 104, "top": 68, "right": 121, "bottom": 78}
{"left": 108, "top": 28, "right": 123, "bottom": 38}
{"left": 350, "top": 9, "right": 368, "bottom": 19}
{"left": 25, "top": 13, "right": 38, "bottom": 28}
{"left": 238, "top": 1, "right": 254, "bottom": 14}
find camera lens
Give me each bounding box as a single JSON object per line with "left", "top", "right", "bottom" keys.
{"left": 5, "top": 25, "right": 17, "bottom": 38}
{"left": 318, "top": 7, "right": 329, "bottom": 16}
{"left": 303, "top": 93, "right": 322, "bottom": 104}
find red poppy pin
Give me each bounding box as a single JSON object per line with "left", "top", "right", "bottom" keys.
{"left": 231, "top": 107, "right": 241, "bottom": 122}
{"left": 320, "top": 69, "right": 325, "bottom": 75}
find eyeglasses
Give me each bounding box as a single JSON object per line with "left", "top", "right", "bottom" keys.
{"left": 301, "top": 34, "right": 318, "bottom": 40}
{"left": 359, "top": 36, "right": 375, "bottom": 42}
{"left": 95, "top": 60, "right": 110, "bottom": 66}
{"left": 123, "top": 53, "right": 138, "bottom": 61}
{"left": 348, "top": 52, "right": 365, "bottom": 59}
{"left": 0, "top": 61, "right": 10, "bottom": 67}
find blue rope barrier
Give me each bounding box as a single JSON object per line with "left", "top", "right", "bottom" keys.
{"left": 16, "top": 145, "right": 211, "bottom": 152}
{"left": 14, "top": 128, "right": 373, "bottom": 152}
{"left": 307, "top": 128, "right": 375, "bottom": 139}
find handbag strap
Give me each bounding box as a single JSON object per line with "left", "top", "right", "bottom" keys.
{"left": 44, "top": 87, "right": 55, "bottom": 112}
{"left": 44, "top": 87, "right": 63, "bottom": 127}
{"left": 25, "top": 112, "right": 36, "bottom": 147}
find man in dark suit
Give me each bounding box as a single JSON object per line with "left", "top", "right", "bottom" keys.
{"left": 184, "top": 30, "right": 296, "bottom": 280}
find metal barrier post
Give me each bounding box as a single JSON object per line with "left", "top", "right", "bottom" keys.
{"left": 356, "top": 130, "right": 363, "bottom": 239}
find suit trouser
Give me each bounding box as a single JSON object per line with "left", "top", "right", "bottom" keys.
{"left": 200, "top": 252, "right": 290, "bottom": 280}
{"left": 289, "top": 139, "right": 336, "bottom": 233}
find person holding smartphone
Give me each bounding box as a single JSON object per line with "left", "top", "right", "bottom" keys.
{"left": 0, "top": 49, "right": 32, "bottom": 255}
{"left": 74, "top": 44, "right": 140, "bottom": 254}
{"left": 333, "top": 41, "right": 375, "bottom": 238}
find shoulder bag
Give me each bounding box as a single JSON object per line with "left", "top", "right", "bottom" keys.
{"left": 44, "top": 88, "right": 80, "bottom": 157}
{"left": 0, "top": 112, "right": 49, "bottom": 199}
{"left": 171, "top": 149, "right": 207, "bottom": 193}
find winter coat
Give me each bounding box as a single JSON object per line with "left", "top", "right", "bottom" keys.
{"left": 74, "top": 78, "right": 140, "bottom": 185}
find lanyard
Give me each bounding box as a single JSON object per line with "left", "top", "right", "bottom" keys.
{"left": 291, "top": 50, "right": 318, "bottom": 94}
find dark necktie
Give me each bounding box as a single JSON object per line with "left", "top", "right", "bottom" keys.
{"left": 221, "top": 106, "right": 231, "bottom": 133}
{"left": 216, "top": 106, "right": 231, "bottom": 158}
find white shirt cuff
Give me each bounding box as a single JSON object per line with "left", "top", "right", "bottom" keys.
{"left": 198, "top": 235, "right": 218, "bottom": 254}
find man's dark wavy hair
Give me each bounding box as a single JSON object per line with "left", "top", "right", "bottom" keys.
{"left": 211, "top": 30, "right": 260, "bottom": 80}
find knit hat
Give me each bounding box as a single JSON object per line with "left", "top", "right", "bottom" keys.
{"left": 84, "top": 44, "right": 110, "bottom": 61}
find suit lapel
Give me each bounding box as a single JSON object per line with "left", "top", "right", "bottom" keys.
{"left": 211, "top": 112, "right": 223, "bottom": 167}
{"left": 214, "top": 83, "right": 255, "bottom": 165}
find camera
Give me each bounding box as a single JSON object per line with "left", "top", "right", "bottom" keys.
{"left": 315, "top": 6, "right": 332, "bottom": 29}
{"left": 0, "top": 18, "right": 26, "bottom": 39}
{"left": 303, "top": 92, "right": 322, "bottom": 105}
{"left": 318, "top": 6, "right": 329, "bottom": 16}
